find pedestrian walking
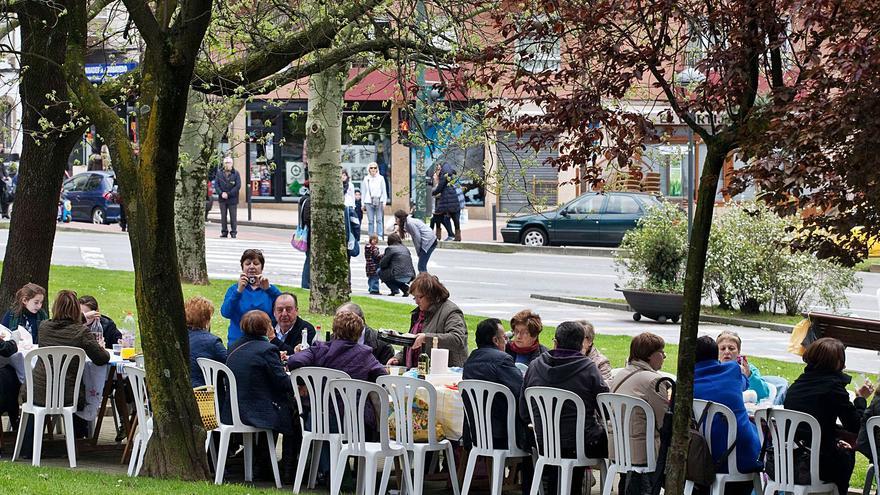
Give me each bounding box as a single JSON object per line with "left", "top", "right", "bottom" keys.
{"left": 362, "top": 161, "right": 388, "bottom": 239}
{"left": 432, "top": 162, "right": 462, "bottom": 241}
{"left": 216, "top": 156, "right": 241, "bottom": 238}
{"left": 299, "top": 192, "right": 311, "bottom": 289}
{"left": 395, "top": 209, "right": 437, "bottom": 273}
{"left": 365, "top": 234, "right": 381, "bottom": 294}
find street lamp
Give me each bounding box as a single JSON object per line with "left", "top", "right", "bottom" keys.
{"left": 675, "top": 68, "right": 704, "bottom": 240}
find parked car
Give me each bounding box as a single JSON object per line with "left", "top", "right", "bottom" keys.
{"left": 61, "top": 171, "right": 121, "bottom": 224}
{"left": 500, "top": 191, "right": 663, "bottom": 247}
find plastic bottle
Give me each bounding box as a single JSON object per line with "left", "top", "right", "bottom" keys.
{"left": 300, "top": 329, "right": 310, "bottom": 350}
{"left": 121, "top": 311, "right": 136, "bottom": 348}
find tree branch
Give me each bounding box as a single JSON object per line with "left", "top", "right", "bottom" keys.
{"left": 120, "top": 0, "right": 163, "bottom": 48}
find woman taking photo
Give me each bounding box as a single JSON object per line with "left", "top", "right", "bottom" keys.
{"left": 394, "top": 209, "right": 438, "bottom": 273}
{"left": 221, "top": 249, "right": 282, "bottom": 346}
{"left": 387, "top": 273, "right": 468, "bottom": 367}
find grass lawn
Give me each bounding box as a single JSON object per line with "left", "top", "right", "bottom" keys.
{"left": 855, "top": 257, "right": 880, "bottom": 272}
{"left": 577, "top": 296, "right": 803, "bottom": 326}
{"left": 2, "top": 263, "right": 873, "bottom": 489}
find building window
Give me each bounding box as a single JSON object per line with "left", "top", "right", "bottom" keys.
{"left": 516, "top": 35, "right": 561, "bottom": 73}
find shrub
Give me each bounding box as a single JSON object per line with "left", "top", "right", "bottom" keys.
{"left": 615, "top": 201, "right": 688, "bottom": 293}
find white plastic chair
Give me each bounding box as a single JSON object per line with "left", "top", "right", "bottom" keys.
{"left": 864, "top": 416, "right": 880, "bottom": 495}
{"left": 597, "top": 392, "right": 656, "bottom": 495}
{"left": 459, "top": 379, "right": 532, "bottom": 495}
{"left": 683, "top": 400, "right": 763, "bottom": 495}
{"left": 124, "top": 365, "right": 152, "bottom": 477}
{"left": 753, "top": 407, "right": 839, "bottom": 495}
{"left": 197, "top": 358, "right": 281, "bottom": 488}
{"left": 12, "top": 346, "right": 86, "bottom": 467}
{"left": 289, "top": 367, "right": 350, "bottom": 494}
{"left": 329, "top": 378, "right": 414, "bottom": 495}
{"left": 525, "top": 386, "right": 605, "bottom": 495}
{"left": 515, "top": 362, "right": 529, "bottom": 374}
{"left": 377, "top": 375, "right": 460, "bottom": 495}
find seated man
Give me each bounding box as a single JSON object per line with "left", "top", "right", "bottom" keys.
{"left": 463, "top": 318, "right": 532, "bottom": 495}
{"left": 519, "top": 321, "right": 609, "bottom": 495}
{"left": 270, "top": 292, "right": 316, "bottom": 354}
{"left": 335, "top": 302, "right": 394, "bottom": 364}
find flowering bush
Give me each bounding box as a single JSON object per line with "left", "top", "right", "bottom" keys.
{"left": 615, "top": 201, "right": 688, "bottom": 293}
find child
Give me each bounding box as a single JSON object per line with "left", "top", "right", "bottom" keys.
{"left": 365, "top": 234, "right": 381, "bottom": 295}
{"left": 1, "top": 283, "right": 48, "bottom": 343}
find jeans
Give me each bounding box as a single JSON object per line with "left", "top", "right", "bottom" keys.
{"left": 365, "top": 203, "right": 384, "bottom": 238}
{"left": 368, "top": 275, "right": 380, "bottom": 293}
{"left": 385, "top": 277, "right": 410, "bottom": 295}
{"left": 301, "top": 246, "right": 311, "bottom": 289}
{"left": 417, "top": 240, "right": 437, "bottom": 272}
{"left": 219, "top": 201, "right": 237, "bottom": 236}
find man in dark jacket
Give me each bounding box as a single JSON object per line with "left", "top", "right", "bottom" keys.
{"left": 0, "top": 333, "right": 18, "bottom": 431}
{"left": 336, "top": 302, "right": 394, "bottom": 364}
{"left": 378, "top": 233, "right": 416, "bottom": 296}
{"left": 269, "top": 292, "right": 316, "bottom": 354}
{"left": 519, "top": 320, "right": 609, "bottom": 495}
{"left": 215, "top": 156, "right": 241, "bottom": 238}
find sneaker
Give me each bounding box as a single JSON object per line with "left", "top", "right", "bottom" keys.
{"left": 444, "top": 236, "right": 455, "bottom": 241}
{"left": 230, "top": 233, "right": 237, "bottom": 238}
{"left": 369, "top": 291, "right": 380, "bottom": 295}
{"left": 220, "top": 234, "right": 228, "bottom": 238}
{"left": 389, "top": 291, "right": 399, "bottom": 296}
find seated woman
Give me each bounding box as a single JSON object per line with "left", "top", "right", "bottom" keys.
{"left": 387, "top": 273, "right": 468, "bottom": 368}
{"left": 579, "top": 320, "right": 613, "bottom": 384}
{"left": 378, "top": 233, "right": 416, "bottom": 296}
{"left": 78, "top": 295, "right": 122, "bottom": 349}
{"left": 221, "top": 249, "right": 282, "bottom": 346}
{"left": 784, "top": 337, "right": 873, "bottom": 494}
{"left": 717, "top": 330, "right": 770, "bottom": 402}
{"left": 608, "top": 332, "right": 669, "bottom": 495}
{"left": 186, "top": 296, "right": 227, "bottom": 388}
{"left": 1, "top": 283, "right": 48, "bottom": 344}
{"left": 694, "top": 336, "right": 762, "bottom": 495}
{"left": 505, "top": 309, "right": 548, "bottom": 365}
{"left": 18, "top": 290, "right": 111, "bottom": 452}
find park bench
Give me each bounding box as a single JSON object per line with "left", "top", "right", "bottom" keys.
{"left": 805, "top": 312, "right": 880, "bottom": 351}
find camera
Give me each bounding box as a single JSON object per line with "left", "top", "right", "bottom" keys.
{"left": 248, "top": 276, "right": 257, "bottom": 285}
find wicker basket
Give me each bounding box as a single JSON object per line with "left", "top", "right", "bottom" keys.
{"left": 193, "top": 386, "right": 218, "bottom": 430}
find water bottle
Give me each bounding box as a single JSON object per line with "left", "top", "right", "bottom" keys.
{"left": 121, "top": 311, "right": 136, "bottom": 348}
{"left": 300, "top": 329, "right": 309, "bottom": 350}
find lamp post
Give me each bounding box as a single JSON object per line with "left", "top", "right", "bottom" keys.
{"left": 675, "top": 67, "right": 704, "bottom": 240}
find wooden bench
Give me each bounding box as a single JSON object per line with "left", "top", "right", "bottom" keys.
{"left": 805, "top": 312, "right": 880, "bottom": 351}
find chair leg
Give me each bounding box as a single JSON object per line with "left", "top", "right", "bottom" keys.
{"left": 601, "top": 464, "right": 617, "bottom": 495}
{"left": 355, "top": 457, "right": 366, "bottom": 495}
{"left": 412, "top": 449, "right": 427, "bottom": 495}
{"left": 31, "top": 413, "right": 45, "bottom": 467}
{"left": 461, "top": 451, "right": 479, "bottom": 495}
{"left": 530, "top": 459, "right": 545, "bottom": 495}
{"left": 308, "top": 440, "right": 322, "bottom": 488}
{"left": 490, "top": 453, "right": 506, "bottom": 495}
{"left": 329, "top": 437, "right": 340, "bottom": 492}
{"left": 293, "top": 437, "right": 313, "bottom": 494}
{"left": 559, "top": 466, "right": 573, "bottom": 495}
{"left": 363, "top": 455, "right": 378, "bottom": 495}
{"left": 127, "top": 433, "right": 141, "bottom": 476}
{"left": 684, "top": 480, "right": 695, "bottom": 495}
{"left": 265, "top": 431, "right": 282, "bottom": 489}
{"left": 331, "top": 453, "right": 348, "bottom": 495}
{"left": 135, "top": 430, "right": 150, "bottom": 477}
{"left": 378, "top": 456, "right": 394, "bottom": 495}
{"left": 12, "top": 411, "right": 28, "bottom": 461}
{"left": 865, "top": 466, "right": 875, "bottom": 495}
{"left": 61, "top": 411, "right": 77, "bottom": 468}
{"left": 206, "top": 432, "right": 217, "bottom": 471}
{"left": 399, "top": 451, "right": 415, "bottom": 495}
{"left": 243, "top": 432, "right": 254, "bottom": 482}
{"left": 446, "top": 443, "right": 461, "bottom": 495}
{"left": 214, "top": 430, "right": 231, "bottom": 485}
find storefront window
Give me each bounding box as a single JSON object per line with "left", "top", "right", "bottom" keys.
{"left": 641, "top": 144, "right": 687, "bottom": 198}
{"left": 341, "top": 111, "right": 392, "bottom": 198}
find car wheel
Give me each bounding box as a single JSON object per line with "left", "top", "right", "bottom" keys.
{"left": 521, "top": 227, "right": 548, "bottom": 247}
{"left": 657, "top": 315, "right": 667, "bottom": 323}
{"left": 633, "top": 313, "right": 641, "bottom": 322}
{"left": 92, "top": 207, "right": 106, "bottom": 224}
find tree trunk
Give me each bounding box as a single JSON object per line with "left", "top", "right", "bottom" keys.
{"left": 0, "top": 4, "right": 78, "bottom": 309}
{"left": 174, "top": 91, "right": 241, "bottom": 284}
{"left": 306, "top": 63, "right": 350, "bottom": 314}
{"left": 665, "top": 143, "right": 730, "bottom": 494}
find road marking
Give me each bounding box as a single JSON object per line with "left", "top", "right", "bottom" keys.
{"left": 457, "top": 265, "right": 617, "bottom": 278}
{"left": 79, "top": 247, "right": 109, "bottom": 269}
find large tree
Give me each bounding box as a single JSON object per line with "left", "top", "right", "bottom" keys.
{"left": 472, "top": 0, "right": 871, "bottom": 491}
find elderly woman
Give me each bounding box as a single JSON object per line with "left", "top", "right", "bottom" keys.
{"left": 716, "top": 330, "right": 770, "bottom": 402}
{"left": 387, "top": 273, "right": 468, "bottom": 368}
{"left": 784, "top": 337, "right": 873, "bottom": 494}
{"left": 578, "top": 320, "right": 613, "bottom": 384}
{"left": 221, "top": 248, "right": 282, "bottom": 346}
{"left": 186, "top": 296, "right": 226, "bottom": 388}
{"left": 18, "top": 290, "right": 111, "bottom": 454}
{"left": 608, "top": 333, "right": 669, "bottom": 494}
{"left": 505, "top": 309, "right": 548, "bottom": 365}
{"left": 694, "top": 336, "right": 762, "bottom": 495}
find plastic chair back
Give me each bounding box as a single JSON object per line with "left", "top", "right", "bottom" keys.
{"left": 459, "top": 379, "right": 520, "bottom": 453}
{"left": 377, "top": 375, "right": 440, "bottom": 447}
{"left": 597, "top": 392, "right": 657, "bottom": 471}
{"left": 197, "top": 358, "right": 242, "bottom": 427}
{"left": 867, "top": 416, "right": 880, "bottom": 495}
{"left": 692, "top": 399, "right": 740, "bottom": 475}
{"left": 124, "top": 365, "right": 151, "bottom": 429}
{"left": 330, "top": 378, "right": 391, "bottom": 454}
{"left": 289, "top": 367, "right": 350, "bottom": 435}
{"left": 754, "top": 408, "right": 824, "bottom": 488}
{"left": 23, "top": 347, "right": 86, "bottom": 412}
{"left": 525, "top": 386, "right": 585, "bottom": 460}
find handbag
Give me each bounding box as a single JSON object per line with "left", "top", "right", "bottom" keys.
{"left": 291, "top": 226, "right": 308, "bottom": 252}
{"left": 193, "top": 386, "right": 219, "bottom": 430}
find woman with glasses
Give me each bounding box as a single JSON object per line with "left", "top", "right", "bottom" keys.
{"left": 607, "top": 332, "right": 670, "bottom": 494}
{"left": 220, "top": 249, "right": 282, "bottom": 347}
{"left": 362, "top": 161, "right": 387, "bottom": 239}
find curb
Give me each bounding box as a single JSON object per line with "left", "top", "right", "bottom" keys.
{"left": 530, "top": 294, "right": 794, "bottom": 333}
{"left": 207, "top": 218, "right": 296, "bottom": 230}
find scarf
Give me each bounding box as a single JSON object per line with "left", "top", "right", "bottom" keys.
{"left": 508, "top": 339, "right": 540, "bottom": 356}
{"left": 405, "top": 311, "right": 427, "bottom": 369}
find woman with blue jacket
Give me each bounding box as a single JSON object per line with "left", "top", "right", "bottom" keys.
{"left": 221, "top": 249, "right": 281, "bottom": 346}
{"left": 694, "top": 335, "right": 762, "bottom": 495}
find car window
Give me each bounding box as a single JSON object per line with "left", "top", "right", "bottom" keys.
{"left": 84, "top": 174, "right": 103, "bottom": 192}
{"left": 68, "top": 174, "right": 89, "bottom": 192}
{"left": 605, "top": 195, "right": 642, "bottom": 214}
{"left": 102, "top": 176, "right": 114, "bottom": 192}
{"left": 568, "top": 194, "right": 605, "bottom": 214}
{"left": 62, "top": 179, "right": 76, "bottom": 192}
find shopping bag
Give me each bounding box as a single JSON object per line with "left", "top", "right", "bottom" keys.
{"left": 787, "top": 318, "right": 810, "bottom": 356}
{"left": 291, "top": 226, "right": 308, "bottom": 252}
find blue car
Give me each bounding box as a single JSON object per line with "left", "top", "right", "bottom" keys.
{"left": 61, "top": 171, "right": 122, "bottom": 224}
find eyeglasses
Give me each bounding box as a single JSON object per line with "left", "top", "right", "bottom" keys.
{"left": 369, "top": 167, "right": 378, "bottom": 170}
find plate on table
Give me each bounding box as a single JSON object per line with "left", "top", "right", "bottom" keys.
{"left": 377, "top": 329, "right": 417, "bottom": 347}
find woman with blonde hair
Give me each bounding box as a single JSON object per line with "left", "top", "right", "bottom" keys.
{"left": 716, "top": 330, "right": 770, "bottom": 401}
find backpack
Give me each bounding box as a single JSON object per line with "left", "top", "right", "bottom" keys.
{"left": 683, "top": 404, "right": 717, "bottom": 489}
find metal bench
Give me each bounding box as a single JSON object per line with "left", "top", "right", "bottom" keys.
{"left": 805, "top": 312, "right": 880, "bottom": 351}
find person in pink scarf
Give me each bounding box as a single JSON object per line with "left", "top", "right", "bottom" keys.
{"left": 505, "top": 309, "right": 548, "bottom": 366}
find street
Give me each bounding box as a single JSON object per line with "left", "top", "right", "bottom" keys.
{"left": 3, "top": 223, "right": 879, "bottom": 372}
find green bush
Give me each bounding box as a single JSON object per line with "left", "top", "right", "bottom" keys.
{"left": 615, "top": 201, "right": 688, "bottom": 293}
